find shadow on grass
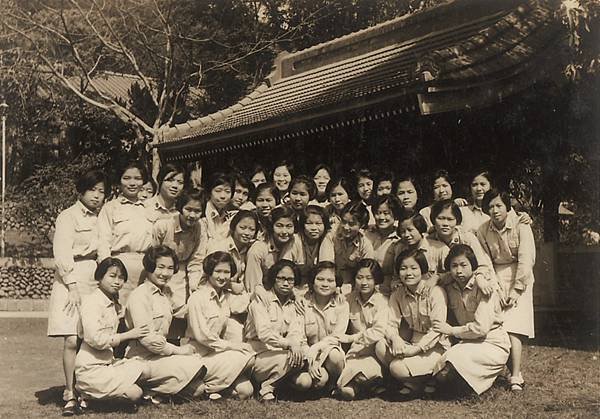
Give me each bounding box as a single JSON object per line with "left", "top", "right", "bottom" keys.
{"left": 34, "top": 386, "right": 64, "bottom": 407}
{"left": 34, "top": 386, "right": 138, "bottom": 414}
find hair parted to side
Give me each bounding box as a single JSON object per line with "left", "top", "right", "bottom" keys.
{"left": 340, "top": 201, "right": 370, "bottom": 229}
{"left": 444, "top": 243, "right": 479, "bottom": 272}
{"left": 176, "top": 188, "right": 206, "bottom": 214}
{"left": 264, "top": 259, "right": 302, "bottom": 290}
{"left": 76, "top": 169, "right": 109, "bottom": 195}
{"left": 307, "top": 261, "right": 341, "bottom": 288}
{"left": 430, "top": 199, "right": 463, "bottom": 225}
{"left": 395, "top": 248, "right": 429, "bottom": 275}
{"left": 481, "top": 189, "right": 512, "bottom": 215}
{"left": 354, "top": 258, "right": 384, "bottom": 285}
{"left": 143, "top": 245, "right": 179, "bottom": 274}
{"left": 397, "top": 208, "right": 428, "bottom": 235}
{"left": 94, "top": 257, "right": 128, "bottom": 282}
{"left": 202, "top": 251, "right": 237, "bottom": 277}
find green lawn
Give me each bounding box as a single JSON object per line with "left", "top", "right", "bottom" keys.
{"left": 1, "top": 317, "right": 599, "bottom": 418}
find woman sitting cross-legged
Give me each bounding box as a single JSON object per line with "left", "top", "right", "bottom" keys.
{"left": 288, "top": 261, "right": 350, "bottom": 394}
{"left": 244, "top": 260, "right": 305, "bottom": 402}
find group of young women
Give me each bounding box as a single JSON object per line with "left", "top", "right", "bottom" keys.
{"left": 47, "top": 160, "right": 536, "bottom": 414}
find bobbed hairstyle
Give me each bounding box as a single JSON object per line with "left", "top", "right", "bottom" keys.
{"left": 307, "top": 261, "right": 341, "bottom": 288}
{"left": 232, "top": 172, "right": 255, "bottom": 195}
{"left": 371, "top": 194, "right": 402, "bottom": 220}
{"left": 264, "top": 259, "right": 302, "bottom": 290}
{"left": 340, "top": 201, "right": 370, "bottom": 229}
{"left": 94, "top": 257, "right": 128, "bottom": 282}
{"left": 142, "top": 177, "right": 158, "bottom": 195}
{"left": 299, "top": 205, "right": 331, "bottom": 234}
{"left": 76, "top": 169, "right": 109, "bottom": 195}
{"left": 157, "top": 163, "right": 186, "bottom": 187}
{"left": 203, "top": 251, "right": 237, "bottom": 278}
{"left": 253, "top": 182, "right": 281, "bottom": 204}
{"left": 175, "top": 188, "right": 206, "bottom": 214}
{"left": 312, "top": 164, "right": 332, "bottom": 179}
{"left": 229, "top": 209, "right": 259, "bottom": 238}
{"left": 393, "top": 174, "right": 421, "bottom": 204}
{"left": 117, "top": 160, "right": 149, "bottom": 185}
{"left": 354, "top": 258, "right": 384, "bottom": 285}
{"left": 325, "top": 176, "right": 352, "bottom": 198}
{"left": 376, "top": 170, "right": 395, "bottom": 186}
{"left": 397, "top": 208, "right": 429, "bottom": 235}
{"left": 273, "top": 160, "right": 294, "bottom": 176}
{"left": 269, "top": 206, "right": 297, "bottom": 232}
{"left": 444, "top": 243, "right": 479, "bottom": 272}
{"left": 430, "top": 199, "right": 463, "bottom": 225}
{"left": 289, "top": 175, "right": 317, "bottom": 200}
{"left": 353, "top": 168, "right": 374, "bottom": 198}
{"left": 481, "top": 188, "right": 512, "bottom": 215}
{"left": 395, "top": 248, "right": 429, "bottom": 275}
{"left": 143, "top": 245, "right": 179, "bottom": 274}
{"left": 471, "top": 169, "right": 494, "bottom": 188}
{"left": 206, "top": 172, "right": 234, "bottom": 197}
{"left": 432, "top": 169, "right": 453, "bottom": 186}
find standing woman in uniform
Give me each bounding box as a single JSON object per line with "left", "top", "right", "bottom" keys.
{"left": 478, "top": 189, "right": 536, "bottom": 391}
{"left": 325, "top": 177, "right": 352, "bottom": 232}
{"left": 97, "top": 161, "right": 152, "bottom": 305}
{"left": 125, "top": 245, "right": 207, "bottom": 399}
{"left": 336, "top": 259, "right": 388, "bottom": 400}
{"left": 152, "top": 189, "right": 208, "bottom": 341}
{"left": 364, "top": 195, "right": 402, "bottom": 296}
{"left": 145, "top": 163, "right": 186, "bottom": 223}
{"left": 48, "top": 169, "right": 108, "bottom": 415}
{"left": 203, "top": 172, "right": 235, "bottom": 241}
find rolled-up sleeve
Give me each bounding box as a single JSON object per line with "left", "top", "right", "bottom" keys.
{"left": 53, "top": 211, "right": 76, "bottom": 284}
{"left": 127, "top": 294, "right": 176, "bottom": 356}
{"left": 80, "top": 299, "right": 115, "bottom": 350}
{"left": 515, "top": 224, "right": 536, "bottom": 291}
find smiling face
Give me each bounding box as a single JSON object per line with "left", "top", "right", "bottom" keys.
{"left": 340, "top": 212, "right": 361, "bottom": 241}
{"left": 180, "top": 199, "right": 203, "bottom": 229}
{"left": 138, "top": 181, "right": 155, "bottom": 201}
{"left": 449, "top": 254, "right": 473, "bottom": 288}
{"left": 376, "top": 180, "right": 393, "bottom": 197}
{"left": 272, "top": 216, "right": 295, "bottom": 246}
{"left": 98, "top": 265, "right": 126, "bottom": 296}
{"left": 80, "top": 182, "right": 106, "bottom": 212}
{"left": 357, "top": 176, "right": 373, "bottom": 201}
{"left": 251, "top": 171, "right": 267, "bottom": 188}
{"left": 147, "top": 256, "right": 175, "bottom": 289}
{"left": 433, "top": 177, "right": 452, "bottom": 201}
{"left": 470, "top": 175, "right": 491, "bottom": 206}
{"left": 232, "top": 216, "right": 257, "bottom": 247}
{"left": 210, "top": 183, "right": 232, "bottom": 210}
{"left": 488, "top": 195, "right": 509, "bottom": 227}
{"left": 313, "top": 168, "right": 331, "bottom": 195}
{"left": 303, "top": 212, "right": 325, "bottom": 242}
{"left": 398, "top": 256, "right": 422, "bottom": 288}
{"left": 396, "top": 180, "right": 418, "bottom": 209}
{"left": 398, "top": 219, "right": 423, "bottom": 247}
{"left": 434, "top": 207, "right": 458, "bottom": 239}
{"left": 273, "top": 265, "right": 295, "bottom": 297}
{"left": 329, "top": 184, "right": 350, "bottom": 211}
{"left": 160, "top": 172, "right": 185, "bottom": 202}
{"left": 355, "top": 267, "right": 376, "bottom": 299}
{"left": 232, "top": 182, "right": 250, "bottom": 209}
{"left": 375, "top": 201, "right": 395, "bottom": 231}
{"left": 255, "top": 189, "right": 277, "bottom": 217}
{"left": 208, "top": 261, "right": 232, "bottom": 292}
{"left": 313, "top": 268, "right": 337, "bottom": 297}
{"left": 273, "top": 166, "right": 292, "bottom": 192}
{"left": 289, "top": 182, "right": 310, "bottom": 211}
{"left": 120, "top": 168, "right": 144, "bottom": 201}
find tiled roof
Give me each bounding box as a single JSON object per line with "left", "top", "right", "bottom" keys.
{"left": 157, "top": 0, "right": 562, "bottom": 156}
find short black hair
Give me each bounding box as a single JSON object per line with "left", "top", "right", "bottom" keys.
{"left": 143, "top": 245, "right": 179, "bottom": 274}
{"left": 340, "top": 201, "right": 370, "bottom": 229}
{"left": 395, "top": 248, "right": 429, "bottom": 275}
{"left": 269, "top": 206, "right": 297, "bottom": 234}
{"left": 157, "top": 163, "right": 187, "bottom": 188}
{"left": 354, "top": 258, "right": 384, "bottom": 285}
{"left": 202, "top": 251, "right": 237, "bottom": 277}
{"left": 371, "top": 194, "right": 402, "bottom": 220}
{"left": 482, "top": 188, "right": 512, "bottom": 214}
{"left": 232, "top": 172, "right": 255, "bottom": 195}
{"left": 252, "top": 182, "right": 281, "bottom": 204}
{"left": 264, "top": 259, "right": 302, "bottom": 290}
{"left": 229, "top": 210, "right": 259, "bottom": 238}
{"left": 307, "top": 261, "right": 341, "bottom": 288}
{"left": 175, "top": 188, "right": 206, "bottom": 214}
{"left": 299, "top": 205, "right": 331, "bottom": 235}
{"left": 76, "top": 169, "right": 109, "bottom": 195}
{"left": 312, "top": 164, "right": 332, "bottom": 179}
{"left": 326, "top": 176, "right": 352, "bottom": 198}
{"left": 94, "top": 257, "right": 128, "bottom": 282}
{"left": 444, "top": 243, "right": 479, "bottom": 272}
{"left": 289, "top": 175, "right": 317, "bottom": 200}
{"left": 117, "top": 160, "right": 149, "bottom": 185}
{"left": 206, "top": 172, "right": 234, "bottom": 197}
{"left": 430, "top": 199, "right": 463, "bottom": 225}
{"left": 397, "top": 208, "right": 428, "bottom": 235}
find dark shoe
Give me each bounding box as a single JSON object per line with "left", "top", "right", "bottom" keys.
{"left": 62, "top": 399, "right": 77, "bottom": 417}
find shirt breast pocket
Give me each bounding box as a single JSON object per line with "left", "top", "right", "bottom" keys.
{"left": 305, "top": 318, "right": 318, "bottom": 338}
{"left": 113, "top": 210, "right": 130, "bottom": 224}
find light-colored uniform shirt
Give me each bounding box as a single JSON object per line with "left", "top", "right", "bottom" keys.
{"left": 346, "top": 291, "right": 388, "bottom": 351}
{"left": 364, "top": 228, "right": 400, "bottom": 292}
{"left": 202, "top": 201, "right": 233, "bottom": 241}
{"left": 144, "top": 195, "right": 178, "bottom": 225}
{"left": 462, "top": 204, "right": 490, "bottom": 235}
{"left": 444, "top": 275, "right": 505, "bottom": 339}
{"left": 186, "top": 284, "right": 249, "bottom": 355}
{"left": 420, "top": 204, "right": 476, "bottom": 232}
{"left": 281, "top": 233, "right": 335, "bottom": 285}
{"left": 393, "top": 238, "right": 447, "bottom": 276}
{"left": 206, "top": 236, "right": 250, "bottom": 290}
{"left": 478, "top": 211, "right": 536, "bottom": 292}
{"left": 427, "top": 227, "right": 493, "bottom": 274}
{"left": 125, "top": 281, "right": 179, "bottom": 357}
{"left": 53, "top": 200, "right": 99, "bottom": 286}
{"left": 244, "top": 290, "right": 301, "bottom": 353}
{"left": 331, "top": 229, "right": 375, "bottom": 285}
{"left": 244, "top": 237, "right": 289, "bottom": 293}
{"left": 152, "top": 214, "right": 208, "bottom": 291}
{"left": 76, "top": 289, "right": 122, "bottom": 367}
{"left": 295, "top": 293, "right": 350, "bottom": 349}
{"left": 387, "top": 281, "right": 449, "bottom": 351}
{"left": 97, "top": 197, "right": 152, "bottom": 260}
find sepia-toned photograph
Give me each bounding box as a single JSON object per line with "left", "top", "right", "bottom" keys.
{"left": 0, "top": 0, "right": 598, "bottom": 417}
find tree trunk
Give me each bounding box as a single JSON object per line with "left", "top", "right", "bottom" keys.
{"left": 152, "top": 146, "right": 161, "bottom": 181}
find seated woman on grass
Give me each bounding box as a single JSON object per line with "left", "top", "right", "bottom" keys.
{"left": 432, "top": 244, "right": 511, "bottom": 395}
{"left": 289, "top": 261, "right": 349, "bottom": 394}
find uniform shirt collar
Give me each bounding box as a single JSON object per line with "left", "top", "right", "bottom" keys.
{"left": 452, "top": 275, "right": 476, "bottom": 291}
{"left": 145, "top": 280, "right": 163, "bottom": 295}
{"left": 206, "top": 200, "right": 223, "bottom": 220}
{"left": 490, "top": 210, "right": 518, "bottom": 233}
{"left": 352, "top": 290, "right": 377, "bottom": 307}
{"left": 403, "top": 280, "right": 426, "bottom": 298}
{"left": 75, "top": 199, "right": 97, "bottom": 216}
{"left": 336, "top": 228, "right": 364, "bottom": 247}
{"left": 97, "top": 288, "right": 116, "bottom": 308}
{"left": 118, "top": 195, "right": 144, "bottom": 206}
{"left": 305, "top": 292, "right": 337, "bottom": 310}
{"left": 268, "top": 289, "right": 295, "bottom": 305}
